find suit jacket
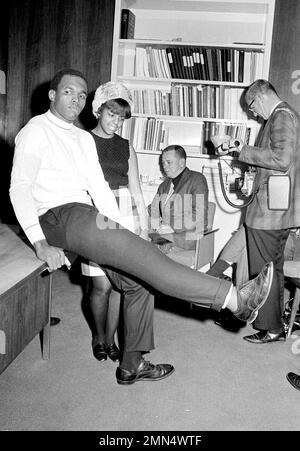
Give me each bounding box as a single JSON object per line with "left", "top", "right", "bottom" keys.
{"left": 148, "top": 167, "right": 208, "bottom": 250}
{"left": 239, "top": 101, "right": 300, "bottom": 229}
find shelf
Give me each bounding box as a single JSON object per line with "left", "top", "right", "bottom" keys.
{"left": 119, "top": 39, "right": 266, "bottom": 51}
{"left": 136, "top": 150, "right": 246, "bottom": 162}
{"left": 117, "top": 76, "right": 252, "bottom": 88}
{"left": 131, "top": 113, "right": 257, "bottom": 126}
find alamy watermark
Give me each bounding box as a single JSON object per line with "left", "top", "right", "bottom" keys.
{"left": 96, "top": 193, "right": 206, "bottom": 240}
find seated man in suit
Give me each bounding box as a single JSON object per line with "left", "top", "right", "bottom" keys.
{"left": 148, "top": 144, "right": 208, "bottom": 266}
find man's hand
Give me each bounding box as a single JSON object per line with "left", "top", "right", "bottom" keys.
{"left": 157, "top": 224, "right": 174, "bottom": 235}
{"left": 33, "top": 239, "right": 67, "bottom": 272}
{"left": 139, "top": 229, "right": 150, "bottom": 241}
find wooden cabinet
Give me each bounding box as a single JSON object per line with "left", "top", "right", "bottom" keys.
{"left": 0, "top": 224, "right": 52, "bottom": 375}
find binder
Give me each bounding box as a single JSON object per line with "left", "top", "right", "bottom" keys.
{"left": 205, "top": 48, "right": 214, "bottom": 81}
{"left": 211, "top": 48, "right": 219, "bottom": 81}
{"left": 238, "top": 50, "right": 245, "bottom": 83}
{"left": 166, "top": 47, "right": 177, "bottom": 78}
{"left": 120, "top": 9, "right": 135, "bottom": 39}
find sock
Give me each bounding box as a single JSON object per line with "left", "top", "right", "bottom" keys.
{"left": 120, "top": 351, "right": 142, "bottom": 371}
{"left": 222, "top": 284, "right": 234, "bottom": 310}
{"left": 207, "top": 259, "right": 231, "bottom": 278}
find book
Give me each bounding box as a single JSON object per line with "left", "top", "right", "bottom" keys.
{"left": 211, "top": 48, "right": 219, "bottom": 81}
{"left": 120, "top": 46, "right": 135, "bottom": 76}
{"left": 173, "top": 47, "right": 184, "bottom": 79}
{"left": 160, "top": 48, "right": 172, "bottom": 78}
{"left": 175, "top": 47, "right": 188, "bottom": 80}
{"left": 166, "top": 47, "right": 177, "bottom": 78}
{"left": 181, "top": 47, "right": 191, "bottom": 79}
{"left": 187, "top": 47, "right": 195, "bottom": 80}
{"left": 238, "top": 49, "right": 244, "bottom": 82}
{"left": 192, "top": 47, "right": 201, "bottom": 80}
{"left": 225, "top": 48, "right": 231, "bottom": 82}
{"left": 201, "top": 48, "right": 210, "bottom": 80}
{"left": 205, "top": 48, "right": 214, "bottom": 81}
{"left": 120, "top": 9, "right": 135, "bottom": 39}
{"left": 216, "top": 48, "right": 224, "bottom": 81}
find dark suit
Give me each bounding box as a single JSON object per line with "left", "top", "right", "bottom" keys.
{"left": 239, "top": 101, "right": 300, "bottom": 331}
{"left": 148, "top": 167, "right": 208, "bottom": 251}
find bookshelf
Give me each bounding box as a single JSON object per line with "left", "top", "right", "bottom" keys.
{"left": 111, "top": 0, "right": 275, "bottom": 157}
{"left": 110, "top": 0, "right": 276, "bottom": 257}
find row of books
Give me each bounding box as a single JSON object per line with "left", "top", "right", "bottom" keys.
{"left": 120, "top": 117, "right": 168, "bottom": 152}
{"left": 132, "top": 85, "right": 248, "bottom": 120}
{"left": 120, "top": 45, "right": 263, "bottom": 83}
{"left": 119, "top": 117, "right": 255, "bottom": 153}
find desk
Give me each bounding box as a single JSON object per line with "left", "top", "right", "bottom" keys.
{"left": 0, "top": 224, "right": 52, "bottom": 375}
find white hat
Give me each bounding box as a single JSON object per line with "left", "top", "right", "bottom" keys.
{"left": 92, "top": 81, "right": 134, "bottom": 117}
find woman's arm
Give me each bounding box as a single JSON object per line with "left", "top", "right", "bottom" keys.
{"left": 127, "top": 144, "right": 149, "bottom": 238}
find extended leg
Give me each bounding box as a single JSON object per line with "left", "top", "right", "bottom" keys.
{"left": 39, "top": 204, "right": 274, "bottom": 322}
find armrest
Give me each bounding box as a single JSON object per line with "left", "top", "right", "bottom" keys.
{"left": 195, "top": 228, "right": 219, "bottom": 240}
{"left": 194, "top": 228, "right": 219, "bottom": 270}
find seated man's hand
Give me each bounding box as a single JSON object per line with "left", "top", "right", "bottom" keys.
{"left": 139, "top": 229, "right": 150, "bottom": 241}
{"left": 33, "top": 239, "right": 67, "bottom": 272}
{"left": 157, "top": 223, "right": 174, "bottom": 235}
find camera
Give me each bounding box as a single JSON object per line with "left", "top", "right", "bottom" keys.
{"left": 240, "top": 171, "right": 255, "bottom": 196}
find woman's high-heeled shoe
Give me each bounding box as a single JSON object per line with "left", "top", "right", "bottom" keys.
{"left": 106, "top": 343, "right": 120, "bottom": 362}
{"left": 93, "top": 342, "right": 107, "bottom": 361}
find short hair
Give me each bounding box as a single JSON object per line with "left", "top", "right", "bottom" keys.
{"left": 49, "top": 68, "right": 88, "bottom": 91}
{"left": 162, "top": 145, "right": 187, "bottom": 160}
{"left": 99, "top": 98, "right": 131, "bottom": 119}
{"left": 245, "top": 79, "right": 277, "bottom": 103}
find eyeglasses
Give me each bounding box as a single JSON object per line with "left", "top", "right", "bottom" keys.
{"left": 248, "top": 98, "right": 255, "bottom": 111}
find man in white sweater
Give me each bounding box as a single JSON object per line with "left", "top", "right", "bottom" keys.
{"left": 10, "top": 68, "right": 273, "bottom": 385}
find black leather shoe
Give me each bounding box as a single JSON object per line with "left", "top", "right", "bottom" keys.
{"left": 234, "top": 262, "right": 274, "bottom": 323}
{"left": 50, "top": 317, "right": 61, "bottom": 326}
{"left": 286, "top": 372, "right": 300, "bottom": 391}
{"left": 106, "top": 343, "right": 120, "bottom": 362}
{"left": 243, "top": 330, "right": 286, "bottom": 343}
{"left": 214, "top": 309, "right": 244, "bottom": 332}
{"left": 116, "top": 359, "right": 175, "bottom": 385}
{"left": 93, "top": 342, "right": 107, "bottom": 361}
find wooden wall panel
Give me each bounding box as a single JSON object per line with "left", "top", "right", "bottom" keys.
{"left": 0, "top": 0, "right": 114, "bottom": 223}
{"left": 0, "top": 1, "right": 8, "bottom": 142}
{"left": 269, "top": 0, "right": 300, "bottom": 113}
{"left": 5, "top": 0, "right": 115, "bottom": 145}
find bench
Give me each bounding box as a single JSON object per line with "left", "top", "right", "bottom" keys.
{"left": 0, "top": 223, "right": 52, "bottom": 374}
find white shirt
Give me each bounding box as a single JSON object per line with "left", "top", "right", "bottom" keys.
{"left": 10, "top": 110, "right": 124, "bottom": 244}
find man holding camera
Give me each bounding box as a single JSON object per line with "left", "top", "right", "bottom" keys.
{"left": 219, "top": 79, "right": 300, "bottom": 348}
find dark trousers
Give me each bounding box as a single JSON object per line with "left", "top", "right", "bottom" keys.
{"left": 39, "top": 203, "right": 230, "bottom": 348}
{"left": 104, "top": 269, "right": 154, "bottom": 352}
{"left": 245, "top": 226, "right": 289, "bottom": 332}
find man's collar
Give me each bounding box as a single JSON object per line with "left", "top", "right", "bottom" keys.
{"left": 171, "top": 167, "right": 187, "bottom": 188}
{"left": 45, "top": 110, "right": 74, "bottom": 130}
{"left": 269, "top": 100, "right": 283, "bottom": 117}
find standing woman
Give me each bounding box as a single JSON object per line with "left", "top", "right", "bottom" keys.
{"left": 81, "top": 82, "right": 149, "bottom": 362}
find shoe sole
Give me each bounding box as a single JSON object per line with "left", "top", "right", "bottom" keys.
{"left": 117, "top": 367, "right": 175, "bottom": 385}
{"left": 244, "top": 335, "right": 286, "bottom": 344}
{"left": 108, "top": 356, "right": 120, "bottom": 362}
{"left": 286, "top": 374, "right": 300, "bottom": 391}
{"left": 247, "top": 262, "right": 274, "bottom": 324}
{"left": 94, "top": 356, "right": 107, "bottom": 362}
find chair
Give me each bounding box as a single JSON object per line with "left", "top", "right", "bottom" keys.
{"left": 283, "top": 260, "right": 300, "bottom": 337}
{"left": 166, "top": 201, "right": 218, "bottom": 270}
